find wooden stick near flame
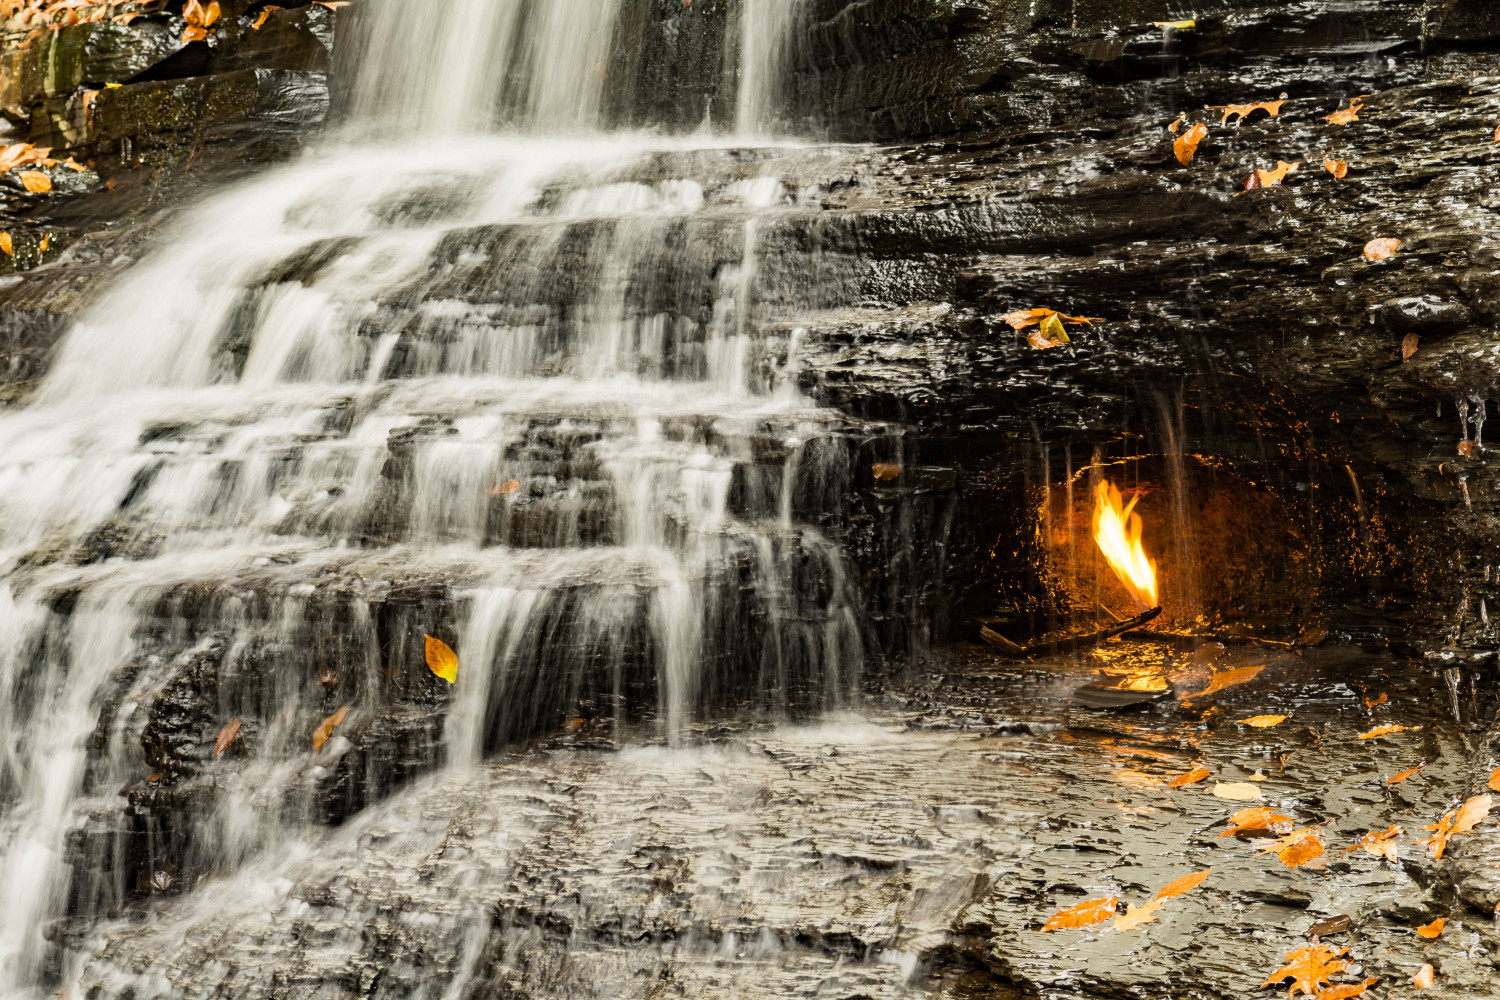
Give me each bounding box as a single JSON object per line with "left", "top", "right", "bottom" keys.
{"left": 980, "top": 605, "right": 1162, "bottom": 660}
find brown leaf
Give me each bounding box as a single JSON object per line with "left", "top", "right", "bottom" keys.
{"left": 1399, "top": 333, "right": 1418, "bottom": 363}
{"left": 1113, "top": 899, "right": 1163, "bottom": 932}
{"left": 312, "top": 705, "right": 349, "bottom": 751}
{"left": 1297, "top": 626, "right": 1330, "bottom": 647}
{"left": 871, "top": 463, "right": 902, "bottom": 481}
{"left": 1362, "top": 238, "right": 1401, "bottom": 262}
{"left": 1242, "top": 714, "right": 1288, "bottom": 728}
{"left": 1412, "top": 964, "right": 1434, "bottom": 990}
{"left": 1040, "top": 895, "right": 1117, "bottom": 931}
{"left": 1316, "top": 978, "right": 1379, "bottom": 1000}
{"left": 1386, "top": 765, "right": 1423, "bottom": 785}
{"left": 1208, "top": 100, "right": 1286, "bottom": 124}
{"left": 1416, "top": 917, "right": 1445, "bottom": 939}
{"left": 1174, "top": 122, "right": 1208, "bottom": 165}
{"left": 1488, "top": 765, "right": 1500, "bottom": 793}
{"left": 1153, "top": 868, "right": 1211, "bottom": 900}
{"left": 1357, "top": 723, "right": 1417, "bottom": 740}
{"left": 1323, "top": 157, "right": 1348, "bottom": 179}
{"left": 1262, "top": 945, "right": 1349, "bottom": 996}
{"left": 1308, "top": 915, "right": 1350, "bottom": 937}
{"left": 213, "top": 717, "right": 242, "bottom": 758}
{"left": 1001, "top": 307, "right": 1103, "bottom": 331}
{"left": 1459, "top": 440, "right": 1476, "bottom": 457}
{"left": 1221, "top": 806, "right": 1295, "bottom": 837}
{"left": 1324, "top": 101, "right": 1364, "bottom": 126}
{"left": 17, "top": 170, "right": 50, "bottom": 193}
{"left": 1168, "top": 766, "right": 1211, "bottom": 788}
{"left": 425, "top": 634, "right": 458, "bottom": 684}
{"left": 487, "top": 478, "right": 522, "bottom": 495}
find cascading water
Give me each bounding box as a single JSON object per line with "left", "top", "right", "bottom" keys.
{"left": 0, "top": 1, "right": 876, "bottom": 996}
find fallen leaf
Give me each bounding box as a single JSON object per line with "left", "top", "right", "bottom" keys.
{"left": 1342, "top": 824, "right": 1402, "bottom": 853}
{"left": 1239, "top": 159, "right": 1300, "bottom": 194}
{"left": 1357, "top": 723, "right": 1417, "bottom": 739}
{"left": 1038, "top": 311, "right": 1070, "bottom": 345}
{"left": 1452, "top": 793, "right": 1492, "bottom": 834}
{"left": 1113, "top": 899, "right": 1163, "bottom": 931}
{"left": 1040, "top": 895, "right": 1117, "bottom": 932}
{"left": 213, "top": 717, "right": 241, "bottom": 757}
{"left": 1221, "top": 806, "right": 1296, "bottom": 837}
{"left": 1184, "top": 663, "right": 1264, "bottom": 700}
{"left": 1308, "top": 915, "right": 1351, "bottom": 937}
{"left": 1174, "top": 122, "right": 1209, "bottom": 165}
{"left": 1459, "top": 440, "right": 1476, "bottom": 457}
{"left": 1494, "top": 124, "right": 1499, "bottom": 143}
{"left": 1324, "top": 101, "right": 1364, "bottom": 126}
{"left": 38, "top": 233, "right": 48, "bottom": 253}
{"left": 17, "top": 170, "right": 50, "bottom": 193}
{"left": 1416, "top": 917, "right": 1445, "bottom": 939}
{"left": 1316, "top": 978, "right": 1380, "bottom": 1000}
{"left": 1001, "top": 307, "right": 1103, "bottom": 331}
{"left": 1243, "top": 714, "right": 1289, "bottom": 728}
{"left": 1362, "top": 692, "right": 1387, "bottom": 709}
{"left": 1297, "top": 626, "right": 1330, "bottom": 647}
{"left": 1276, "top": 831, "right": 1326, "bottom": 868}
{"left": 1363, "top": 238, "right": 1400, "bottom": 262}
{"left": 1168, "top": 766, "right": 1211, "bottom": 788}
{"left": 1154, "top": 868, "right": 1211, "bottom": 900}
{"left": 1417, "top": 794, "right": 1489, "bottom": 860}
{"left": 251, "top": 5, "right": 282, "bottom": 29}
{"left": 1412, "top": 964, "right": 1434, "bottom": 990}
{"left": 1154, "top": 19, "right": 1196, "bottom": 30}
{"left": 1323, "top": 157, "right": 1348, "bottom": 179}
{"left": 871, "top": 462, "right": 902, "bottom": 481}
{"left": 312, "top": 705, "right": 349, "bottom": 751}
{"left": 1168, "top": 114, "right": 1183, "bottom": 134}
{"left": 1488, "top": 765, "right": 1500, "bottom": 793}
{"left": 1387, "top": 765, "right": 1423, "bottom": 785}
{"left": 562, "top": 717, "right": 586, "bottom": 731}
{"left": 1209, "top": 100, "right": 1286, "bottom": 124}
{"left": 487, "top": 478, "right": 522, "bottom": 495}
{"left": 1213, "top": 781, "right": 1263, "bottom": 801}
{"left": 1, "top": 232, "right": 13, "bottom": 256}
{"left": 1262, "top": 945, "right": 1349, "bottom": 996}
{"left": 425, "top": 634, "right": 458, "bottom": 685}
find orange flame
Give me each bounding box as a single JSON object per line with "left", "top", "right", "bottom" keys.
{"left": 1092, "top": 480, "right": 1158, "bottom": 610}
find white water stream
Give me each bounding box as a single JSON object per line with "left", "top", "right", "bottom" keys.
{"left": 0, "top": 1, "right": 871, "bottom": 995}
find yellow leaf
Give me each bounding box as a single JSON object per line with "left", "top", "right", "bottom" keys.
{"left": 871, "top": 462, "right": 902, "bottom": 481}
{"left": 312, "top": 705, "right": 349, "bottom": 751}
{"left": 1182, "top": 663, "right": 1264, "bottom": 700}
{"left": 1212, "top": 781, "right": 1262, "bottom": 801}
{"left": 1242, "top": 714, "right": 1288, "bottom": 728}
{"left": 1040, "top": 895, "right": 1117, "bottom": 932}
{"left": 425, "top": 634, "right": 458, "bottom": 684}
{"left": 1001, "top": 307, "right": 1102, "bottom": 331}
{"left": 0, "top": 232, "right": 12, "bottom": 256}
{"left": 1324, "top": 101, "right": 1363, "bottom": 126}
{"left": 1263, "top": 945, "right": 1349, "bottom": 996}
{"left": 252, "top": 5, "right": 282, "bottom": 29}
{"left": 1153, "top": 19, "right": 1195, "bottom": 30}
{"left": 1357, "top": 723, "right": 1417, "bottom": 739}
{"left": 1113, "top": 898, "right": 1163, "bottom": 932}
{"left": 38, "top": 233, "right": 49, "bottom": 253}
{"left": 1153, "top": 868, "right": 1211, "bottom": 900}
{"left": 1167, "top": 766, "right": 1211, "bottom": 788}
{"left": 1039, "top": 311, "right": 1069, "bottom": 345}
{"left": 17, "top": 170, "right": 50, "bottom": 193}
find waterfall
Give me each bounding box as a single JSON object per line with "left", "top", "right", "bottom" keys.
{"left": 0, "top": 2, "right": 869, "bottom": 997}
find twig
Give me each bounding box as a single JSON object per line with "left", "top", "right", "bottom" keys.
{"left": 980, "top": 606, "right": 1163, "bottom": 660}
{"left": 1118, "top": 629, "right": 1294, "bottom": 651}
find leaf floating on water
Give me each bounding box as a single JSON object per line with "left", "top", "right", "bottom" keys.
{"left": 1316, "top": 977, "right": 1380, "bottom": 1000}
{"left": 1416, "top": 917, "right": 1445, "bottom": 939}
{"left": 1040, "top": 895, "right": 1117, "bottom": 932}
{"left": 1357, "top": 723, "right": 1418, "bottom": 739}
{"left": 1262, "top": 945, "right": 1349, "bottom": 997}
{"left": 1174, "top": 122, "right": 1208, "bottom": 165}
{"left": 1324, "top": 100, "right": 1364, "bottom": 126}
{"left": 1221, "top": 806, "right": 1295, "bottom": 837}
{"left": 1213, "top": 781, "right": 1263, "bottom": 801}
{"left": 1323, "top": 157, "right": 1348, "bottom": 179}
{"left": 1387, "top": 765, "right": 1423, "bottom": 785}
{"left": 1401, "top": 333, "right": 1419, "bottom": 361}
{"left": 1208, "top": 100, "right": 1286, "bottom": 124}
{"left": 1243, "top": 714, "right": 1288, "bottom": 728}
{"left": 1363, "top": 238, "right": 1401, "bottom": 261}
{"left": 871, "top": 463, "right": 903, "bottom": 481}
{"left": 425, "top": 634, "right": 458, "bottom": 685}
{"left": 213, "top": 717, "right": 241, "bottom": 758}
{"left": 1412, "top": 964, "right": 1434, "bottom": 990}
{"left": 17, "top": 170, "right": 50, "bottom": 193}
{"left": 1001, "top": 307, "right": 1103, "bottom": 331}
{"left": 1153, "top": 868, "right": 1211, "bottom": 900}
{"left": 487, "top": 478, "right": 522, "bottom": 495}
{"left": 312, "top": 705, "right": 349, "bottom": 752}
{"left": 1113, "top": 899, "right": 1163, "bottom": 932}
{"left": 1168, "top": 766, "right": 1211, "bottom": 788}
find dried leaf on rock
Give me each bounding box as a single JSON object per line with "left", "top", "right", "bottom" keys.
{"left": 1168, "top": 114, "right": 1183, "bottom": 134}
{"left": 1459, "top": 440, "right": 1476, "bottom": 457}
{"left": 1168, "top": 766, "right": 1211, "bottom": 788}
{"left": 1238, "top": 160, "right": 1300, "bottom": 194}
{"left": 1113, "top": 899, "right": 1163, "bottom": 931}
{"left": 1417, "top": 794, "right": 1489, "bottom": 860}
{"left": 425, "top": 634, "right": 458, "bottom": 685}
{"left": 1273, "top": 830, "right": 1326, "bottom": 868}
{"left": 1174, "top": 122, "right": 1208, "bottom": 165}
{"left": 871, "top": 463, "right": 902, "bottom": 481}
{"left": 1362, "top": 691, "right": 1387, "bottom": 708}
{"left": 1001, "top": 308, "right": 1102, "bottom": 331}
{"left": 1387, "top": 765, "right": 1422, "bottom": 785}
{"left": 1316, "top": 978, "right": 1379, "bottom": 1000}
{"left": 1221, "top": 807, "right": 1295, "bottom": 837}
{"left": 1362, "top": 238, "right": 1400, "bottom": 261}
{"left": 1262, "top": 945, "right": 1350, "bottom": 997}
{"left": 1040, "top": 895, "right": 1117, "bottom": 931}
{"left": 1297, "top": 626, "right": 1330, "bottom": 647}
{"left": 1452, "top": 793, "right": 1492, "bottom": 834}
{"left": 1213, "top": 781, "right": 1263, "bottom": 801}
{"left": 1184, "top": 663, "right": 1264, "bottom": 700}
{"left": 1401, "top": 334, "right": 1419, "bottom": 361}
{"left": 487, "top": 478, "right": 522, "bottom": 495}
{"left": 1343, "top": 825, "right": 1402, "bottom": 854}
{"left": 1323, "top": 157, "right": 1348, "bottom": 179}
{"left": 1416, "top": 917, "right": 1445, "bottom": 939}
{"left": 251, "top": 5, "right": 281, "bottom": 29}
{"left": 1243, "top": 714, "right": 1288, "bottom": 728}
{"left": 1153, "top": 868, "right": 1211, "bottom": 900}
{"left": 1154, "top": 19, "right": 1195, "bottom": 30}
{"left": 1357, "top": 723, "right": 1417, "bottom": 739}
{"left": 1324, "top": 101, "right": 1364, "bottom": 126}
{"left": 1412, "top": 964, "right": 1434, "bottom": 990}
{"left": 17, "top": 170, "right": 49, "bottom": 193}
{"left": 1209, "top": 100, "right": 1286, "bottom": 124}
{"left": 312, "top": 705, "right": 348, "bottom": 752}
{"left": 1308, "top": 915, "right": 1351, "bottom": 937}
{"left": 213, "top": 717, "right": 241, "bottom": 757}
{"left": 1488, "top": 765, "right": 1500, "bottom": 793}
{"left": 1, "top": 233, "right": 12, "bottom": 256}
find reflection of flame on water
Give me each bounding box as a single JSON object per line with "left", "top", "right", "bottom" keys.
{"left": 1092, "top": 480, "right": 1159, "bottom": 610}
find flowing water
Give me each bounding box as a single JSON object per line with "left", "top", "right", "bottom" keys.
{"left": 0, "top": 1, "right": 880, "bottom": 994}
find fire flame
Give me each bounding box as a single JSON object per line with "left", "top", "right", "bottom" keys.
{"left": 1092, "top": 480, "right": 1159, "bottom": 609}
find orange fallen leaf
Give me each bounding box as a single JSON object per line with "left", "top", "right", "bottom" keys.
{"left": 1040, "top": 895, "right": 1117, "bottom": 931}
{"left": 487, "top": 478, "right": 522, "bottom": 495}
{"left": 1363, "top": 692, "right": 1387, "bottom": 709}
{"left": 425, "top": 634, "right": 458, "bottom": 685}
{"left": 1, "top": 233, "right": 12, "bottom": 256}
{"left": 1001, "top": 307, "right": 1103, "bottom": 331}
{"left": 38, "top": 233, "right": 48, "bottom": 253}
{"left": 1276, "top": 831, "right": 1326, "bottom": 868}
{"left": 871, "top": 462, "right": 902, "bottom": 481}
{"left": 1494, "top": 124, "right": 1499, "bottom": 143}
{"left": 1168, "top": 766, "right": 1211, "bottom": 788}
{"left": 1459, "top": 440, "right": 1476, "bottom": 457}
{"left": 1154, "top": 868, "right": 1211, "bottom": 900}
{"left": 1208, "top": 100, "right": 1285, "bottom": 124}
{"left": 1184, "top": 663, "right": 1264, "bottom": 700}
{"left": 1452, "top": 793, "right": 1492, "bottom": 834}
{"left": 1239, "top": 159, "right": 1301, "bottom": 194}
{"left": 1323, "top": 157, "right": 1348, "bottom": 179}
{"left": 1113, "top": 898, "right": 1163, "bottom": 931}
{"left": 1342, "top": 824, "right": 1402, "bottom": 855}
{"left": 1357, "top": 723, "right": 1417, "bottom": 739}
{"left": 1243, "top": 714, "right": 1288, "bottom": 728}
{"left": 1213, "top": 781, "right": 1263, "bottom": 801}
{"left": 17, "top": 170, "right": 50, "bottom": 193}
{"left": 1412, "top": 964, "right": 1434, "bottom": 990}
{"left": 213, "top": 717, "right": 242, "bottom": 758}
{"left": 1488, "top": 765, "right": 1500, "bottom": 793}
{"left": 251, "top": 5, "right": 282, "bottom": 29}
{"left": 312, "top": 705, "right": 348, "bottom": 751}
{"left": 1363, "top": 238, "right": 1400, "bottom": 261}
{"left": 1222, "top": 807, "right": 1296, "bottom": 837}
{"left": 1416, "top": 917, "right": 1445, "bottom": 939}
{"left": 1387, "top": 765, "right": 1423, "bottom": 785}
{"left": 1262, "top": 945, "right": 1349, "bottom": 996}
{"left": 1174, "top": 122, "right": 1209, "bottom": 165}
{"left": 1418, "top": 793, "right": 1491, "bottom": 859}
{"left": 1168, "top": 114, "right": 1184, "bottom": 134}
{"left": 1324, "top": 101, "right": 1364, "bottom": 126}
{"left": 1316, "top": 978, "right": 1380, "bottom": 1000}
{"left": 1400, "top": 332, "right": 1419, "bottom": 361}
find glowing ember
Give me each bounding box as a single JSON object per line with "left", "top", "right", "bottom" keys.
{"left": 1092, "top": 480, "right": 1159, "bottom": 609}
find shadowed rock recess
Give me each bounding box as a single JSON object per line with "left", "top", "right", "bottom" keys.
{"left": 2, "top": 0, "right": 1500, "bottom": 998}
